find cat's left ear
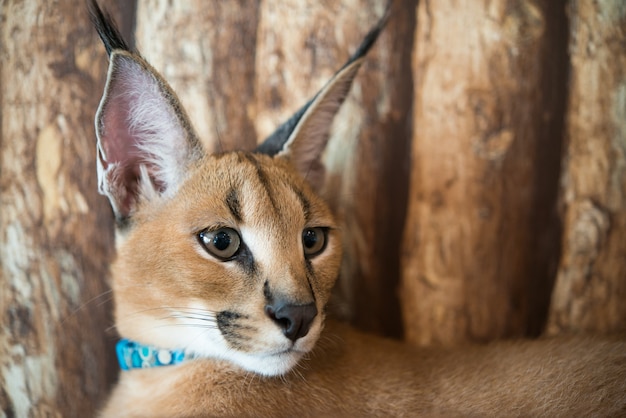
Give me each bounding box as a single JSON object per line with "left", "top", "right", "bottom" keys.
{"left": 256, "top": 11, "right": 387, "bottom": 190}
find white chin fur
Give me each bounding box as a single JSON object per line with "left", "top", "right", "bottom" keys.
{"left": 133, "top": 306, "right": 322, "bottom": 376}
{"left": 186, "top": 331, "right": 312, "bottom": 376}
{"left": 195, "top": 321, "right": 321, "bottom": 376}
{"left": 222, "top": 349, "right": 305, "bottom": 376}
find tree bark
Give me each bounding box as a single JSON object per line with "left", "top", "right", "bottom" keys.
{"left": 135, "top": 0, "right": 260, "bottom": 153}
{"left": 401, "top": 1, "right": 567, "bottom": 346}
{"left": 344, "top": 0, "right": 415, "bottom": 337}
{"left": 0, "top": 0, "right": 127, "bottom": 416}
{"left": 546, "top": 1, "right": 626, "bottom": 335}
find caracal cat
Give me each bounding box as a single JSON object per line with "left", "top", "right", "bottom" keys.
{"left": 90, "top": 2, "right": 626, "bottom": 416}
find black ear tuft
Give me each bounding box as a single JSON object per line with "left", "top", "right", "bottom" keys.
{"left": 88, "top": 0, "right": 131, "bottom": 56}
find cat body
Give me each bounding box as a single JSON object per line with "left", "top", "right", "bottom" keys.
{"left": 89, "top": 2, "right": 626, "bottom": 416}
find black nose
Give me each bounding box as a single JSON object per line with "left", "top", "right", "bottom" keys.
{"left": 265, "top": 301, "right": 318, "bottom": 342}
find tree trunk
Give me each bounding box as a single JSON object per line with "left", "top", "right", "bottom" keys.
{"left": 400, "top": 1, "right": 567, "bottom": 346}
{"left": 546, "top": 1, "right": 626, "bottom": 336}
{"left": 335, "top": 0, "right": 415, "bottom": 338}
{"left": 0, "top": 0, "right": 128, "bottom": 416}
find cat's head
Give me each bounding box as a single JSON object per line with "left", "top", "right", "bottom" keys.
{"left": 91, "top": 1, "right": 384, "bottom": 376}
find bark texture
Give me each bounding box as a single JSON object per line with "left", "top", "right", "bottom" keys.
{"left": 135, "top": 0, "right": 260, "bottom": 153}
{"left": 401, "top": 1, "right": 567, "bottom": 346}
{"left": 546, "top": 1, "right": 626, "bottom": 335}
{"left": 0, "top": 1, "right": 125, "bottom": 416}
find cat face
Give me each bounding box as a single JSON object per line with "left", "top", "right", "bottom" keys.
{"left": 112, "top": 152, "right": 341, "bottom": 375}
{"left": 90, "top": 0, "right": 382, "bottom": 376}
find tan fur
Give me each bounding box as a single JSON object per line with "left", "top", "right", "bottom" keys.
{"left": 112, "top": 153, "right": 340, "bottom": 365}
{"left": 91, "top": 3, "right": 626, "bottom": 416}
{"left": 102, "top": 320, "right": 626, "bottom": 417}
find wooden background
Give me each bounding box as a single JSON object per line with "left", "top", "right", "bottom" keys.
{"left": 1, "top": 0, "right": 624, "bottom": 416}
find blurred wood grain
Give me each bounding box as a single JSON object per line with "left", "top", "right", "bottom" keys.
{"left": 1, "top": 0, "right": 624, "bottom": 416}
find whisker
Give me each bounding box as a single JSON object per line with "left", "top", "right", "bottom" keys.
{"left": 60, "top": 289, "right": 114, "bottom": 325}
{"left": 166, "top": 314, "right": 217, "bottom": 322}
{"left": 151, "top": 323, "right": 218, "bottom": 330}
{"left": 291, "top": 363, "right": 307, "bottom": 383}
{"left": 104, "top": 323, "right": 118, "bottom": 334}
{"left": 116, "top": 306, "right": 218, "bottom": 319}
{"left": 185, "top": 326, "right": 215, "bottom": 349}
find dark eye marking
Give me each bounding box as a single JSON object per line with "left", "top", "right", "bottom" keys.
{"left": 235, "top": 243, "right": 257, "bottom": 276}
{"left": 291, "top": 186, "right": 311, "bottom": 222}
{"left": 242, "top": 153, "right": 279, "bottom": 213}
{"left": 225, "top": 188, "right": 242, "bottom": 222}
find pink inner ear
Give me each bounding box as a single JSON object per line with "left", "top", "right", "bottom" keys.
{"left": 96, "top": 55, "right": 169, "bottom": 219}
{"left": 101, "top": 102, "right": 136, "bottom": 165}
{"left": 98, "top": 97, "right": 147, "bottom": 218}
{"left": 97, "top": 91, "right": 132, "bottom": 218}
{"left": 99, "top": 87, "right": 160, "bottom": 179}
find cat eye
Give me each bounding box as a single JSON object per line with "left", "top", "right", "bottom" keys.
{"left": 302, "top": 227, "right": 327, "bottom": 258}
{"left": 198, "top": 228, "right": 241, "bottom": 261}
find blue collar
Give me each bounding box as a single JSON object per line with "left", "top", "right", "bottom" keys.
{"left": 116, "top": 339, "right": 194, "bottom": 370}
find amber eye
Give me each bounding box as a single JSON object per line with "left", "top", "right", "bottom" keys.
{"left": 198, "top": 228, "right": 241, "bottom": 261}
{"left": 302, "top": 227, "right": 327, "bottom": 258}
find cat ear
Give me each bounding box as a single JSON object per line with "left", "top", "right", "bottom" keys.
{"left": 259, "top": 61, "right": 364, "bottom": 190}
{"left": 256, "top": 10, "right": 387, "bottom": 190}
{"left": 91, "top": 2, "right": 203, "bottom": 225}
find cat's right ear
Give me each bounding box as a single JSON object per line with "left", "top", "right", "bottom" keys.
{"left": 90, "top": 1, "right": 204, "bottom": 226}
{"left": 255, "top": 7, "right": 388, "bottom": 190}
